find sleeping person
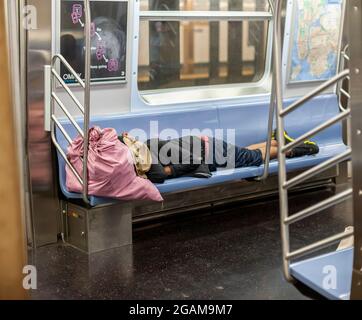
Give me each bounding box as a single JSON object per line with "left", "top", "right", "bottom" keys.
{"left": 118, "top": 131, "right": 319, "bottom": 184}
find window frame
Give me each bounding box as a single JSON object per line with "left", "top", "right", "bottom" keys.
{"left": 132, "top": 3, "right": 274, "bottom": 108}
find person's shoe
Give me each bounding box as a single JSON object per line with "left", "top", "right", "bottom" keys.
{"left": 271, "top": 129, "right": 295, "bottom": 144}
{"left": 287, "top": 143, "right": 320, "bottom": 158}
{"left": 272, "top": 129, "right": 320, "bottom": 158}
{"left": 283, "top": 130, "right": 295, "bottom": 144}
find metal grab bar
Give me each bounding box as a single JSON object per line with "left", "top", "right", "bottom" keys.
{"left": 50, "top": 0, "right": 92, "bottom": 205}
{"left": 50, "top": 132, "right": 84, "bottom": 186}
{"left": 256, "top": 0, "right": 277, "bottom": 181}
{"left": 337, "top": 44, "right": 352, "bottom": 181}
{"left": 52, "top": 93, "right": 84, "bottom": 137}
{"left": 83, "top": 0, "right": 92, "bottom": 205}
{"left": 338, "top": 44, "right": 350, "bottom": 112}
{"left": 340, "top": 88, "right": 351, "bottom": 99}
{"left": 285, "top": 188, "right": 353, "bottom": 225}
{"left": 139, "top": 11, "right": 273, "bottom": 21}
{"left": 274, "top": 0, "right": 353, "bottom": 281}
{"left": 283, "top": 148, "right": 352, "bottom": 190}
{"left": 257, "top": 77, "right": 276, "bottom": 181}
{"left": 52, "top": 115, "right": 73, "bottom": 145}
{"left": 272, "top": 0, "right": 292, "bottom": 280}
{"left": 341, "top": 44, "right": 350, "bottom": 61}
{"left": 52, "top": 54, "right": 85, "bottom": 88}
{"left": 286, "top": 229, "right": 354, "bottom": 261}
{"left": 281, "top": 109, "right": 351, "bottom": 153}
{"left": 280, "top": 69, "right": 350, "bottom": 117}
{"left": 51, "top": 68, "right": 85, "bottom": 114}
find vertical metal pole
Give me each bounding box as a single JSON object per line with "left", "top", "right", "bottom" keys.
{"left": 349, "top": 0, "right": 362, "bottom": 300}
{"left": 15, "top": 0, "right": 36, "bottom": 249}
{"left": 83, "top": 0, "right": 91, "bottom": 204}
{"left": 258, "top": 1, "right": 276, "bottom": 181}
{"left": 274, "top": 0, "right": 292, "bottom": 281}
{"left": 259, "top": 58, "right": 276, "bottom": 180}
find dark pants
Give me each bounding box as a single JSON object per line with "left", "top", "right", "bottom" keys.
{"left": 209, "top": 138, "right": 263, "bottom": 170}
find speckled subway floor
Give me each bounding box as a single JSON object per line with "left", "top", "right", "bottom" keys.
{"left": 29, "top": 183, "right": 353, "bottom": 300}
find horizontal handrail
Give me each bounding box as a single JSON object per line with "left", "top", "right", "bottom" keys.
{"left": 285, "top": 189, "right": 353, "bottom": 225}
{"left": 139, "top": 11, "right": 273, "bottom": 21}
{"left": 283, "top": 149, "right": 352, "bottom": 190}
{"left": 286, "top": 229, "right": 354, "bottom": 261}
{"left": 282, "top": 109, "right": 351, "bottom": 153}
{"left": 52, "top": 93, "right": 84, "bottom": 138}
{"left": 280, "top": 69, "right": 350, "bottom": 117}
{"left": 51, "top": 69, "right": 85, "bottom": 114}
{"left": 52, "top": 54, "right": 85, "bottom": 88}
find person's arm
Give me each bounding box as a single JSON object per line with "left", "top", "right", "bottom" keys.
{"left": 168, "top": 163, "right": 200, "bottom": 178}
{"left": 146, "top": 164, "right": 169, "bottom": 184}
{"left": 163, "top": 166, "right": 173, "bottom": 177}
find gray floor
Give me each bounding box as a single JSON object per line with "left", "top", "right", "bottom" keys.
{"left": 29, "top": 183, "right": 353, "bottom": 300}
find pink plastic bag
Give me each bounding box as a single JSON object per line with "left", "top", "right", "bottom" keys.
{"left": 66, "top": 126, "right": 163, "bottom": 202}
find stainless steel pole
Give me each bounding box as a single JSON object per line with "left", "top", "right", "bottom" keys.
{"left": 274, "top": 0, "right": 292, "bottom": 281}
{"left": 83, "top": 0, "right": 91, "bottom": 204}
{"left": 258, "top": 1, "right": 276, "bottom": 181}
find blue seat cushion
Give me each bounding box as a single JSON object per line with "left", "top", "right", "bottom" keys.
{"left": 55, "top": 94, "right": 347, "bottom": 207}
{"left": 58, "top": 163, "right": 262, "bottom": 207}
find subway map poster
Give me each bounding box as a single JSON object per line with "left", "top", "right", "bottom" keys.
{"left": 288, "top": 0, "right": 343, "bottom": 83}
{"left": 60, "top": 0, "right": 128, "bottom": 84}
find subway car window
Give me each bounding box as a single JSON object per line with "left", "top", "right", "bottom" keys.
{"left": 138, "top": 0, "right": 270, "bottom": 91}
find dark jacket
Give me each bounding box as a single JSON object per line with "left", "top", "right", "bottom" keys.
{"left": 146, "top": 136, "right": 212, "bottom": 183}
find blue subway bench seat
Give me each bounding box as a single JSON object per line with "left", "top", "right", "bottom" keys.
{"left": 56, "top": 94, "right": 348, "bottom": 207}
